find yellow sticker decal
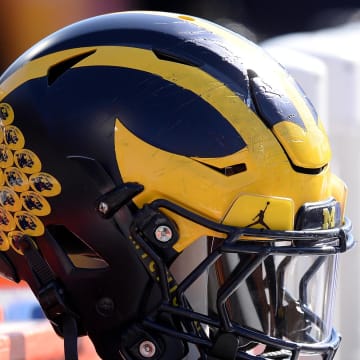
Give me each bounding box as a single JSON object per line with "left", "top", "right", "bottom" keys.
{"left": 8, "top": 231, "right": 25, "bottom": 254}
{"left": 0, "top": 231, "right": 10, "bottom": 251}
{"left": 0, "top": 186, "right": 21, "bottom": 212}
{"left": 29, "top": 172, "right": 61, "bottom": 197}
{"left": 222, "top": 194, "right": 294, "bottom": 231}
{"left": 0, "top": 145, "right": 14, "bottom": 168}
{"left": 0, "top": 208, "right": 16, "bottom": 232}
{"left": 4, "top": 167, "right": 29, "bottom": 192}
{"left": 14, "top": 149, "right": 42, "bottom": 174}
{"left": 322, "top": 206, "right": 336, "bottom": 230}
{"left": 14, "top": 211, "right": 45, "bottom": 236}
{"left": 4, "top": 125, "right": 25, "bottom": 150}
{"left": 0, "top": 102, "right": 62, "bottom": 254}
{"left": 21, "top": 191, "right": 50, "bottom": 216}
{"left": 0, "top": 103, "right": 15, "bottom": 126}
{"left": 0, "top": 169, "right": 4, "bottom": 186}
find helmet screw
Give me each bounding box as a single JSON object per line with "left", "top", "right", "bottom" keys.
{"left": 154, "top": 225, "right": 172, "bottom": 243}
{"left": 96, "top": 297, "right": 115, "bottom": 317}
{"left": 139, "top": 340, "right": 156, "bottom": 358}
{"left": 98, "top": 201, "right": 109, "bottom": 215}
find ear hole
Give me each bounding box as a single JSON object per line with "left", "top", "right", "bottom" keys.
{"left": 46, "top": 224, "right": 109, "bottom": 269}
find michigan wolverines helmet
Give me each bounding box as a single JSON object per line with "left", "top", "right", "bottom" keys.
{"left": 0, "top": 11, "right": 354, "bottom": 360}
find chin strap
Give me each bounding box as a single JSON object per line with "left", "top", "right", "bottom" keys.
{"left": 19, "top": 235, "right": 79, "bottom": 360}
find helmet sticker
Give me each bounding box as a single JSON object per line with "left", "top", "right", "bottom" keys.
{"left": 0, "top": 103, "right": 15, "bottom": 126}
{"left": 0, "top": 207, "right": 15, "bottom": 232}
{"left": 246, "top": 201, "right": 271, "bottom": 229}
{"left": 14, "top": 149, "right": 41, "bottom": 174}
{"left": 20, "top": 191, "right": 51, "bottom": 216}
{"left": 29, "top": 172, "right": 61, "bottom": 197}
{"left": 8, "top": 230, "right": 37, "bottom": 255}
{"left": 0, "top": 231, "right": 9, "bottom": 251}
{"left": 0, "top": 102, "right": 61, "bottom": 254}
{"left": 4, "top": 167, "right": 29, "bottom": 192}
{"left": 0, "top": 145, "right": 14, "bottom": 168}
{"left": 14, "top": 211, "right": 45, "bottom": 236}
{"left": 0, "top": 186, "right": 21, "bottom": 212}
{"left": 4, "top": 125, "right": 25, "bottom": 150}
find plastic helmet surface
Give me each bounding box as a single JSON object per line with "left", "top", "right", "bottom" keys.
{"left": 0, "top": 11, "right": 353, "bottom": 360}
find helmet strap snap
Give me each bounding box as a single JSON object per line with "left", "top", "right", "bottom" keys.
{"left": 132, "top": 205, "right": 179, "bottom": 265}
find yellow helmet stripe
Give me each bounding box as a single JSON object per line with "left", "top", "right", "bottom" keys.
{"left": 74, "top": 46, "right": 273, "bottom": 148}
{"left": 0, "top": 47, "right": 97, "bottom": 100}
{"left": 0, "top": 46, "right": 274, "bottom": 154}
{"left": 0, "top": 45, "right": 329, "bottom": 167}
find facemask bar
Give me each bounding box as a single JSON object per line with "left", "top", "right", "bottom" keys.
{"left": 130, "top": 198, "right": 353, "bottom": 360}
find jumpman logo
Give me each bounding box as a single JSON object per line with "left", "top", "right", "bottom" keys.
{"left": 246, "top": 201, "right": 270, "bottom": 229}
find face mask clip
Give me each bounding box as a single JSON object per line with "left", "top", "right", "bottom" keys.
{"left": 96, "top": 182, "right": 144, "bottom": 218}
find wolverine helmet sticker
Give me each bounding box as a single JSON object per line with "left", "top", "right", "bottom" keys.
{"left": 29, "top": 172, "right": 61, "bottom": 197}
{"left": 0, "top": 186, "right": 21, "bottom": 212}
{"left": 0, "top": 231, "right": 10, "bottom": 251}
{"left": 0, "top": 102, "right": 61, "bottom": 255}
{"left": 0, "top": 103, "right": 15, "bottom": 126}
{"left": 0, "top": 145, "right": 14, "bottom": 168}
{"left": 4, "top": 167, "right": 29, "bottom": 192}
{"left": 20, "top": 191, "right": 51, "bottom": 216}
{"left": 4, "top": 125, "right": 25, "bottom": 150}
{"left": 14, "top": 149, "right": 42, "bottom": 174}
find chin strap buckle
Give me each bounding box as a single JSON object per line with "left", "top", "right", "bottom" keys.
{"left": 208, "top": 333, "right": 239, "bottom": 360}
{"left": 38, "top": 281, "right": 68, "bottom": 319}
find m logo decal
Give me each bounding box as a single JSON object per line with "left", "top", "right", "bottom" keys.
{"left": 322, "top": 206, "right": 336, "bottom": 229}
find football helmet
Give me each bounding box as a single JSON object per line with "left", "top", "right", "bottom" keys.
{"left": 0, "top": 11, "right": 353, "bottom": 360}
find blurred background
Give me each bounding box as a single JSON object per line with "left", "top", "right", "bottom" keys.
{"left": 0, "top": 1, "right": 360, "bottom": 359}
{"left": 1, "top": 0, "right": 360, "bottom": 72}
